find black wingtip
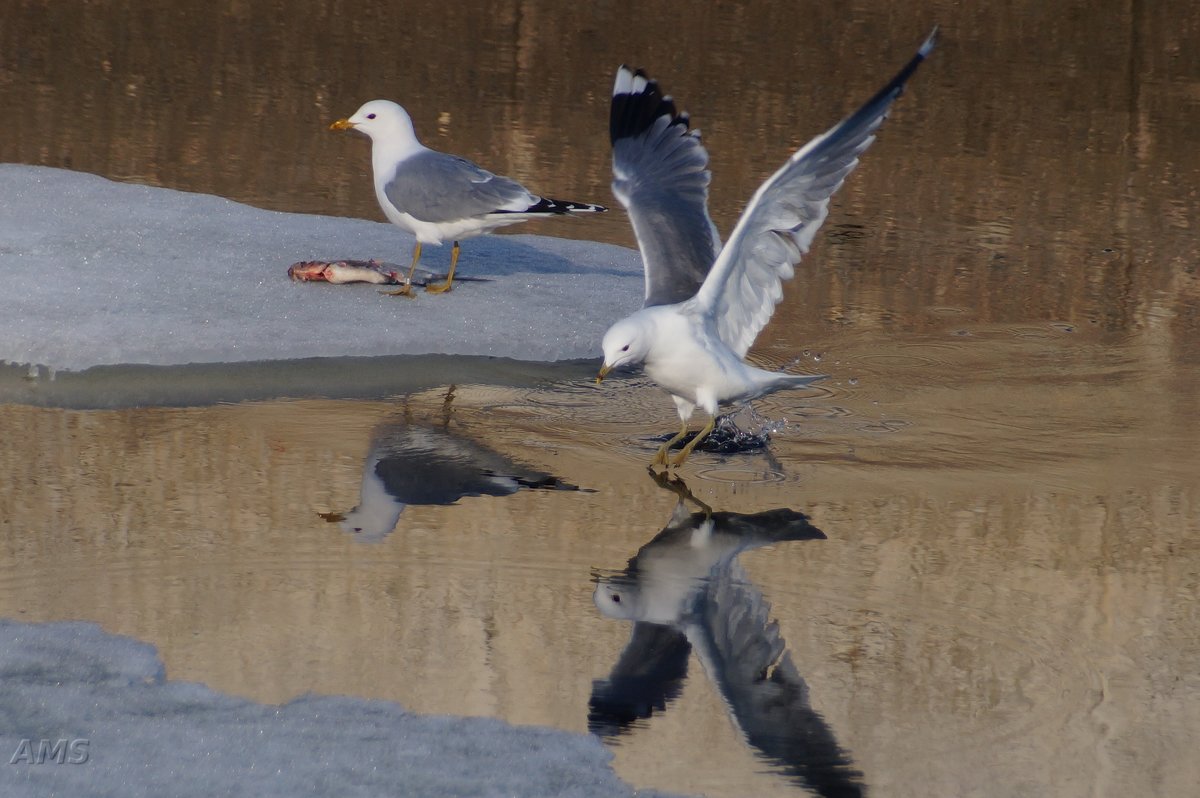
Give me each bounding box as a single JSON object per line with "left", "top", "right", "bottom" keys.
{"left": 830, "top": 26, "right": 937, "bottom": 137}
{"left": 889, "top": 26, "right": 939, "bottom": 97}
{"left": 610, "top": 65, "right": 690, "bottom": 146}
{"left": 518, "top": 197, "right": 608, "bottom": 215}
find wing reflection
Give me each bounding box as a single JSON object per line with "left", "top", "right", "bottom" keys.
{"left": 322, "top": 411, "right": 578, "bottom": 542}
{"left": 591, "top": 474, "right": 865, "bottom": 798}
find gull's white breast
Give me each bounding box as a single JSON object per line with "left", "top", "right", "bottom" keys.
{"left": 642, "top": 306, "right": 761, "bottom": 408}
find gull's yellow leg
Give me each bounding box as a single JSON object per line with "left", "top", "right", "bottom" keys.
{"left": 426, "top": 241, "right": 460, "bottom": 294}
{"left": 647, "top": 470, "right": 713, "bottom": 517}
{"left": 381, "top": 242, "right": 421, "bottom": 297}
{"left": 652, "top": 418, "right": 691, "bottom": 469}
{"left": 440, "top": 384, "right": 457, "bottom": 426}
{"left": 670, "top": 415, "right": 715, "bottom": 468}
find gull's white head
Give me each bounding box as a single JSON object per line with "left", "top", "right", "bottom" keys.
{"left": 329, "top": 100, "right": 417, "bottom": 144}
{"left": 318, "top": 449, "right": 407, "bottom": 543}
{"left": 596, "top": 315, "right": 653, "bottom": 382}
{"left": 593, "top": 577, "right": 644, "bottom": 621}
{"left": 594, "top": 572, "right": 696, "bottom": 626}
{"left": 321, "top": 503, "right": 406, "bottom": 543}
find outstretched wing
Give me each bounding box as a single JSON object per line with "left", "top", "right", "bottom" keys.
{"left": 588, "top": 621, "right": 692, "bottom": 737}
{"left": 687, "top": 561, "right": 866, "bottom": 797}
{"left": 611, "top": 66, "right": 722, "bottom": 307}
{"left": 694, "top": 28, "right": 936, "bottom": 357}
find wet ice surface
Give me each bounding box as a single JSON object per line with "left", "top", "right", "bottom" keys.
{"left": 0, "top": 165, "right": 642, "bottom": 372}
{"left": 0, "top": 620, "right": 680, "bottom": 798}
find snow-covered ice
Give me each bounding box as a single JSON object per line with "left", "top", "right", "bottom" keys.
{"left": 0, "top": 619, "right": 679, "bottom": 798}
{"left": 0, "top": 165, "right": 642, "bottom": 373}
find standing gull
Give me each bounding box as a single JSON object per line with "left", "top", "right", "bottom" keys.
{"left": 597, "top": 30, "right": 936, "bottom": 468}
{"left": 331, "top": 100, "right": 607, "bottom": 295}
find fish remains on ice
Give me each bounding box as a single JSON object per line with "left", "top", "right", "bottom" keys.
{"left": 287, "top": 259, "right": 488, "bottom": 289}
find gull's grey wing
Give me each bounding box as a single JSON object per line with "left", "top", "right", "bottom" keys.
{"left": 694, "top": 29, "right": 936, "bottom": 358}
{"left": 371, "top": 424, "right": 522, "bottom": 504}
{"left": 588, "top": 621, "right": 692, "bottom": 737}
{"left": 634, "top": 507, "right": 828, "bottom": 564}
{"left": 688, "top": 562, "right": 866, "bottom": 798}
{"left": 371, "top": 422, "right": 576, "bottom": 505}
{"left": 611, "top": 66, "right": 721, "bottom": 307}
{"left": 328, "top": 421, "right": 577, "bottom": 542}
{"left": 383, "top": 150, "right": 538, "bottom": 223}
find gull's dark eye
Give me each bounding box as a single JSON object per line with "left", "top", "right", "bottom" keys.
{"left": 621, "top": 344, "right": 630, "bottom": 352}
{"left": 611, "top": 594, "right": 621, "bottom": 603}
{"left": 366, "top": 113, "right": 376, "bottom": 120}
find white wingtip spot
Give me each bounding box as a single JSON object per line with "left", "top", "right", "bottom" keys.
{"left": 919, "top": 26, "right": 939, "bottom": 57}
{"left": 613, "top": 66, "right": 634, "bottom": 96}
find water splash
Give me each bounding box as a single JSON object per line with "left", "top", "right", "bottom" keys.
{"left": 654, "top": 407, "right": 794, "bottom": 454}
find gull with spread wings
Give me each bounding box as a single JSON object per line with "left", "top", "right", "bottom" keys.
{"left": 590, "top": 475, "right": 864, "bottom": 796}
{"left": 597, "top": 30, "right": 936, "bottom": 468}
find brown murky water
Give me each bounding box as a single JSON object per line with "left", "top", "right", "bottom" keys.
{"left": 2, "top": 2, "right": 1198, "bottom": 797}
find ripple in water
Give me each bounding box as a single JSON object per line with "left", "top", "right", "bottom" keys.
{"left": 693, "top": 467, "right": 788, "bottom": 485}
{"left": 761, "top": 579, "right": 1103, "bottom": 761}
{"left": 858, "top": 418, "right": 912, "bottom": 433}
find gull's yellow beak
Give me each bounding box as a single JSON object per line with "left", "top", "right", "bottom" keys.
{"left": 329, "top": 118, "right": 355, "bottom": 131}
{"left": 595, "top": 364, "right": 612, "bottom": 384}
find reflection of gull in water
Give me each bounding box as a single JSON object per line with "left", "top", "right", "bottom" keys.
{"left": 591, "top": 475, "right": 865, "bottom": 798}
{"left": 322, "top": 417, "right": 577, "bottom": 542}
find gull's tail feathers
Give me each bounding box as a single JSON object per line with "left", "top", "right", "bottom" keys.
{"left": 755, "top": 371, "right": 827, "bottom": 399}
